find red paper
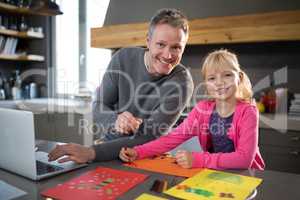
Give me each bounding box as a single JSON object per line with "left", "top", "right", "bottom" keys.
{"left": 41, "top": 167, "right": 148, "bottom": 200}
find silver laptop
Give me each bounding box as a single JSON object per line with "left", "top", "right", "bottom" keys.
{"left": 0, "top": 108, "right": 87, "bottom": 180}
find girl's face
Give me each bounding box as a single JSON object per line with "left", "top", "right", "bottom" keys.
{"left": 205, "top": 66, "right": 240, "bottom": 101}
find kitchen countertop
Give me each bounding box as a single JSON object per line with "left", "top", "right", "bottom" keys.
{"left": 0, "top": 98, "right": 92, "bottom": 114}
{"left": 259, "top": 113, "right": 300, "bottom": 132}
{"left": 1, "top": 99, "right": 300, "bottom": 131}
{"left": 181, "top": 112, "right": 300, "bottom": 132}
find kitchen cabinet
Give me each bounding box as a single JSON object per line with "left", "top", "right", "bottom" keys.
{"left": 34, "top": 111, "right": 93, "bottom": 146}
{"left": 9, "top": 98, "right": 95, "bottom": 146}
{"left": 34, "top": 112, "right": 55, "bottom": 141}
{"left": 53, "top": 112, "right": 85, "bottom": 144}
{"left": 259, "top": 128, "right": 300, "bottom": 174}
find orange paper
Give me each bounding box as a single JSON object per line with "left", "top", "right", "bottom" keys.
{"left": 124, "top": 154, "right": 202, "bottom": 177}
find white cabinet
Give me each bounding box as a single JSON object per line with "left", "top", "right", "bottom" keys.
{"left": 34, "top": 111, "right": 93, "bottom": 146}
{"left": 15, "top": 98, "right": 94, "bottom": 146}
{"left": 34, "top": 112, "right": 55, "bottom": 141}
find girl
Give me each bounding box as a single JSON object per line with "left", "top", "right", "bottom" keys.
{"left": 119, "top": 49, "right": 265, "bottom": 170}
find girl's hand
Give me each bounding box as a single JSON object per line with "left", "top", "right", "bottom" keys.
{"left": 119, "top": 147, "right": 138, "bottom": 162}
{"left": 175, "top": 150, "right": 193, "bottom": 168}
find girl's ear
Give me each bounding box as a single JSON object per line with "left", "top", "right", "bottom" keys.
{"left": 238, "top": 71, "right": 244, "bottom": 84}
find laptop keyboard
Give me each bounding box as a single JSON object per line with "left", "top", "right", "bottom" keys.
{"left": 36, "top": 160, "right": 64, "bottom": 176}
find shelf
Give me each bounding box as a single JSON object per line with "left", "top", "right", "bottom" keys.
{"left": 91, "top": 10, "right": 300, "bottom": 49}
{"left": 0, "top": 28, "right": 44, "bottom": 39}
{"left": 0, "top": 2, "right": 62, "bottom": 16}
{"left": 0, "top": 54, "right": 45, "bottom": 61}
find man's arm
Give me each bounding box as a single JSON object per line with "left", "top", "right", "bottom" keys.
{"left": 93, "top": 134, "right": 156, "bottom": 161}
{"left": 93, "top": 71, "right": 194, "bottom": 161}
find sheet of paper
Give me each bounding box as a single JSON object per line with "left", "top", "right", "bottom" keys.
{"left": 135, "top": 193, "right": 168, "bottom": 200}
{"left": 0, "top": 180, "right": 27, "bottom": 200}
{"left": 41, "top": 167, "right": 148, "bottom": 200}
{"left": 168, "top": 136, "right": 202, "bottom": 157}
{"left": 164, "top": 169, "right": 262, "bottom": 200}
{"left": 124, "top": 154, "right": 202, "bottom": 177}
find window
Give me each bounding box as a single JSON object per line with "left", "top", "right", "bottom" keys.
{"left": 86, "top": 0, "right": 111, "bottom": 94}
{"left": 55, "top": 0, "right": 111, "bottom": 96}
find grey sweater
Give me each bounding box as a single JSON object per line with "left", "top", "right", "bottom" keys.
{"left": 92, "top": 47, "right": 193, "bottom": 161}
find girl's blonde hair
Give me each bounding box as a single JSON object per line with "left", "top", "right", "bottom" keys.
{"left": 201, "top": 49, "right": 253, "bottom": 103}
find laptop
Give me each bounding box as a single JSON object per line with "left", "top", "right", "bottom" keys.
{"left": 0, "top": 108, "right": 87, "bottom": 180}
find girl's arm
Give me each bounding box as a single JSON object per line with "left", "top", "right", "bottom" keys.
{"left": 191, "top": 105, "right": 259, "bottom": 169}
{"left": 134, "top": 103, "right": 204, "bottom": 159}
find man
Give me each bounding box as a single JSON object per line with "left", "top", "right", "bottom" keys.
{"left": 48, "top": 8, "right": 194, "bottom": 163}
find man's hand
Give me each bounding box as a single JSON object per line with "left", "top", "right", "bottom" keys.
{"left": 175, "top": 150, "right": 193, "bottom": 169}
{"left": 119, "top": 147, "right": 138, "bottom": 162}
{"left": 115, "top": 111, "right": 142, "bottom": 134}
{"left": 48, "top": 143, "right": 96, "bottom": 164}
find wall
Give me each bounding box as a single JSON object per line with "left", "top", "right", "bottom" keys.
{"left": 104, "top": 0, "right": 300, "bottom": 95}
{"left": 104, "top": 0, "right": 300, "bottom": 25}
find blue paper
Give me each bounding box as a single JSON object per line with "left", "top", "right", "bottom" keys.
{"left": 168, "top": 136, "right": 202, "bottom": 157}
{"left": 0, "top": 180, "right": 27, "bottom": 200}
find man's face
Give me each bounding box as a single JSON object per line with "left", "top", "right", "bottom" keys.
{"left": 146, "top": 23, "right": 188, "bottom": 75}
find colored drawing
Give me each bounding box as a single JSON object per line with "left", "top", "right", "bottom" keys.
{"left": 207, "top": 172, "right": 242, "bottom": 184}
{"left": 135, "top": 193, "right": 168, "bottom": 200}
{"left": 41, "top": 167, "right": 148, "bottom": 200}
{"left": 176, "top": 185, "right": 214, "bottom": 197}
{"left": 164, "top": 169, "right": 262, "bottom": 200}
{"left": 124, "top": 154, "right": 202, "bottom": 177}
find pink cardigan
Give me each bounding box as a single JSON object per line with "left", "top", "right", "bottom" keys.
{"left": 134, "top": 100, "right": 265, "bottom": 170}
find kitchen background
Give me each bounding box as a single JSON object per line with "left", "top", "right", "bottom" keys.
{"left": 0, "top": 0, "right": 299, "bottom": 173}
